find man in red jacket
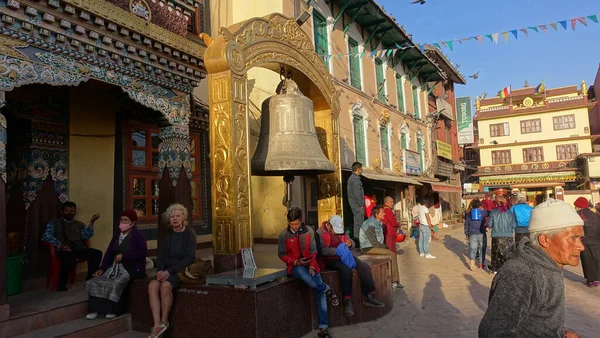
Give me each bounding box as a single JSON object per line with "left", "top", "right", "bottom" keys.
{"left": 382, "top": 196, "right": 400, "bottom": 252}
{"left": 317, "top": 216, "right": 385, "bottom": 317}
{"left": 278, "top": 207, "right": 338, "bottom": 338}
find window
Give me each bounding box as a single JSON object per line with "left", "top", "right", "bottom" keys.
{"left": 380, "top": 126, "right": 390, "bottom": 169}
{"left": 396, "top": 74, "right": 404, "bottom": 111}
{"left": 492, "top": 150, "right": 511, "bottom": 165}
{"left": 401, "top": 132, "right": 407, "bottom": 149}
{"left": 127, "top": 125, "right": 161, "bottom": 220}
{"left": 353, "top": 115, "right": 366, "bottom": 164}
{"left": 412, "top": 85, "right": 419, "bottom": 118}
{"left": 490, "top": 122, "right": 510, "bottom": 137}
{"left": 553, "top": 114, "right": 576, "bottom": 130}
{"left": 313, "top": 11, "right": 329, "bottom": 68}
{"left": 348, "top": 38, "right": 361, "bottom": 89}
{"left": 520, "top": 119, "right": 541, "bottom": 134}
{"left": 523, "top": 147, "right": 544, "bottom": 163}
{"left": 556, "top": 144, "right": 578, "bottom": 160}
{"left": 375, "top": 58, "right": 385, "bottom": 102}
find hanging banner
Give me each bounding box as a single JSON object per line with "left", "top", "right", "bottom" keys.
{"left": 456, "top": 97, "right": 474, "bottom": 145}
{"left": 404, "top": 149, "right": 422, "bottom": 175}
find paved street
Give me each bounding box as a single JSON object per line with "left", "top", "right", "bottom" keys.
{"left": 297, "top": 227, "right": 600, "bottom": 338}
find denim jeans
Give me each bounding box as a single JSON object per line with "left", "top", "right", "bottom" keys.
{"left": 469, "top": 234, "right": 484, "bottom": 263}
{"left": 418, "top": 225, "right": 431, "bottom": 255}
{"left": 291, "top": 266, "right": 328, "bottom": 329}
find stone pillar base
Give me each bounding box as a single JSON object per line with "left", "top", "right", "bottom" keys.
{"left": 213, "top": 253, "right": 243, "bottom": 273}
{"left": 0, "top": 304, "right": 10, "bottom": 320}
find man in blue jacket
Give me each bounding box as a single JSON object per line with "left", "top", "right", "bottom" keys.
{"left": 510, "top": 193, "right": 533, "bottom": 243}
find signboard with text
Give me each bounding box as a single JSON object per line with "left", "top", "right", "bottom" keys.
{"left": 404, "top": 149, "right": 422, "bottom": 175}
{"left": 436, "top": 140, "right": 453, "bottom": 160}
{"left": 456, "top": 96, "right": 474, "bottom": 145}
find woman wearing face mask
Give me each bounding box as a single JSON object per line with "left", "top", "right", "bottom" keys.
{"left": 85, "top": 209, "right": 148, "bottom": 320}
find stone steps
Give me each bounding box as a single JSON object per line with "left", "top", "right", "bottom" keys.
{"left": 13, "top": 315, "right": 130, "bottom": 338}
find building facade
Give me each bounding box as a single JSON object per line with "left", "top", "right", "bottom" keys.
{"left": 474, "top": 82, "right": 593, "bottom": 205}
{"left": 0, "top": 0, "right": 211, "bottom": 315}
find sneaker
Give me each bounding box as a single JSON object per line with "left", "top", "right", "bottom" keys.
{"left": 478, "top": 264, "right": 483, "bottom": 269}
{"left": 86, "top": 312, "right": 98, "bottom": 320}
{"left": 343, "top": 299, "right": 355, "bottom": 317}
{"left": 425, "top": 254, "right": 436, "bottom": 259}
{"left": 586, "top": 281, "right": 600, "bottom": 287}
{"left": 325, "top": 284, "right": 340, "bottom": 307}
{"left": 362, "top": 293, "right": 385, "bottom": 308}
{"left": 392, "top": 282, "right": 405, "bottom": 289}
{"left": 105, "top": 313, "right": 117, "bottom": 319}
{"left": 419, "top": 253, "right": 425, "bottom": 257}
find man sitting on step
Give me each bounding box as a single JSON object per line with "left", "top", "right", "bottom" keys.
{"left": 42, "top": 201, "right": 103, "bottom": 291}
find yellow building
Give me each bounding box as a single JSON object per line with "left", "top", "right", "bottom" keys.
{"left": 210, "top": 0, "right": 452, "bottom": 239}
{"left": 475, "top": 82, "right": 594, "bottom": 205}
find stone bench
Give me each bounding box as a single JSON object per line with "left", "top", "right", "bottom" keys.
{"left": 129, "top": 255, "right": 392, "bottom": 337}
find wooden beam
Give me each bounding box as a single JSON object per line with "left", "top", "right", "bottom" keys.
{"left": 371, "top": 30, "right": 390, "bottom": 51}
{"left": 343, "top": 8, "right": 362, "bottom": 34}
{"left": 333, "top": 0, "right": 351, "bottom": 27}
{"left": 410, "top": 64, "right": 427, "bottom": 82}
{"left": 364, "top": 26, "right": 382, "bottom": 48}
{"left": 362, "top": 18, "right": 387, "bottom": 29}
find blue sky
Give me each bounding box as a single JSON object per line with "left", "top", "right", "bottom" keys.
{"left": 379, "top": 0, "right": 600, "bottom": 104}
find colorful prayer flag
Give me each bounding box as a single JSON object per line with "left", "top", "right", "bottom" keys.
{"left": 497, "top": 86, "right": 511, "bottom": 98}
{"left": 502, "top": 32, "right": 509, "bottom": 42}
{"left": 577, "top": 17, "right": 588, "bottom": 26}
{"left": 476, "top": 36, "right": 483, "bottom": 44}
{"left": 549, "top": 22, "right": 558, "bottom": 30}
{"left": 447, "top": 41, "right": 454, "bottom": 51}
{"left": 491, "top": 33, "right": 499, "bottom": 44}
{"left": 571, "top": 18, "right": 577, "bottom": 30}
{"left": 538, "top": 25, "right": 548, "bottom": 33}
{"left": 534, "top": 81, "right": 545, "bottom": 94}
{"left": 510, "top": 30, "right": 519, "bottom": 39}
{"left": 528, "top": 26, "right": 539, "bottom": 33}
{"left": 587, "top": 15, "right": 599, "bottom": 24}
{"left": 485, "top": 34, "right": 493, "bottom": 42}
{"left": 559, "top": 20, "right": 568, "bottom": 30}
{"left": 519, "top": 28, "right": 529, "bottom": 37}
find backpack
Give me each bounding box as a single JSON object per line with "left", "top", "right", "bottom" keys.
{"left": 471, "top": 208, "right": 482, "bottom": 221}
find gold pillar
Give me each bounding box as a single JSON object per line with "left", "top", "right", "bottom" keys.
{"left": 315, "top": 111, "right": 342, "bottom": 222}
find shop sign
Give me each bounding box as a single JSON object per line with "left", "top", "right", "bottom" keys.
{"left": 404, "top": 149, "right": 421, "bottom": 175}
{"left": 456, "top": 96, "right": 474, "bottom": 144}
{"left": 436, "top": 160, "right": 454, "bottom": 177}
{"left": 436, "top": 140, "right": 452, "bottom": 160}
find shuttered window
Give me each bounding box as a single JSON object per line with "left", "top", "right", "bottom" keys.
{"left": 380, "top": 126, "right": 390, "bottom": 169}
{"left": 353, "top": 116, "right": 366, "bottom": 164}
{"left": 412, "top": 85, "right": 419, "bottom": 118}
{"left": 396, "top": 74, "right": 404, "bottom": 111}
{"left": 375, "top": 58, "right": 386, "bottom": 102}
{"left": 348, "top": 38, "right": 361, "bottom": 89}
{"left": 313, "top": 11, "right": 329, "bottom": 69}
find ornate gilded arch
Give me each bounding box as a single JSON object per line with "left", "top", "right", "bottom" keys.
{"left": 204, "top": 13, "right": 342, "bottom": 257}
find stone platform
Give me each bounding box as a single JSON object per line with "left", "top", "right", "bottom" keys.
{"left": 129, "top": 255, "right": 393, "bottom": 338}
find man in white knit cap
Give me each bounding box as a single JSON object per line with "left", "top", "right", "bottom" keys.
{"left": 479, "top": 199, "right": 584, "bottom": 338}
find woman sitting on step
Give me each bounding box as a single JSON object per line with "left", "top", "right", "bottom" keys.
{"left": 85, "top": 209, "right": 148, "bottom": 320}
{"left": 148, "top": 203, "right": 197, "bottom": 338}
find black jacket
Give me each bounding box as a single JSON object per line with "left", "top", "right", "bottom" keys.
{"left": 578, "top": 208, "right": 600, "bottom": 244}
{"left": 347, "top": 173, "right": 364, "bottom": 211}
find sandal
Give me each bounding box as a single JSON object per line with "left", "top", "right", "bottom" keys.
{"left": 148, "top": 323, "right": 168, "bottom": 338}
{"left": 318, "top": 329, "right": 333, "bottom": 338}
{"left": 324, "top": 284, "right": 339, "bottom": 307}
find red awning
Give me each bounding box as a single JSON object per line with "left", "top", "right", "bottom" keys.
{"left": 430, "top": 183, "right": 462, "bottom": 193}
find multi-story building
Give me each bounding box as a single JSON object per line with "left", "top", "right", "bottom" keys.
{"left": 474, "top": 82, "right": 593, "bottom": 206}
{"left": 209, "top": 0, "right": 461, "bottom": 239}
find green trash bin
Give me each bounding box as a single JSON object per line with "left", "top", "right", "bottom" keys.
{"left": 6, "top": 254, "right": 24, "bottom": 296}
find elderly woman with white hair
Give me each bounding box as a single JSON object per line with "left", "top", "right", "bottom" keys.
{"left": 479, "top": 199, "right": 584, "bottom": 338}
{"left": 147, "top": 204, "right": 196, "bottom": 338}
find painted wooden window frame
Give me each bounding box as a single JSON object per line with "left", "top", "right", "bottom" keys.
{"left": 353, "top": 115, "right": 367, "bottom": 164}
{"left": 380, "top": 125, "right": 391, "bottom": 169}
{"left": 553, "top": 114, "right": 576, "bottom": 131}
{"left": 523, "top": 147, "right": 544, "bottom": 163}
{"left": 313, "top": 11, "right": 329, "bottom": 69}
{"left": 348, "top": 38, "right": 361, "bottom": 90}
{"left": 556, "top": 144, "right": 578, "bottom": 160}
{"left": 520, "top": 118, "right": 542, "bottom": 134}
{"left": 396, "top": 74, "right": 404, "bottom": 112}
{"left": 491, "top": 150, "right": 512, "bottom": 165}
{"left": 490, "top": 122, "right": 510, "bottom": 137}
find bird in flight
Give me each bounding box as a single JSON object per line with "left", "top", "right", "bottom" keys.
{"left": 469, "top": 71, "right": 480, "bottom": 79}
{"left": 411, "top": 0, "right": 426, "bottom": 4}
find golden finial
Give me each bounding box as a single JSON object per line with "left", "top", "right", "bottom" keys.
{"left": 199, "top": 33, "right": 213, "bottom": 47}
{"left": 582, "top": 80, "right": 588, "bottom": 96}
{"left": 524, "top": 80, "right": 529, "bottom": 88}
{"left": 476, "top": 97, "right": 481, "bottom": 110}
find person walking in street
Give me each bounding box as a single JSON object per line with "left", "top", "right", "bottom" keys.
{"left": 416, "top": 198, "right": 436, "bottom": 259}
{"left": 574, "top": 197, "right": 600, "bottom": 287}
{"left": 317, "top": 215, "right": 385, "bottom": 317}
{"left": 510, "top": 192, "right": 533, "bottom": 243}
{"left": 487, "top": 197, "right": 516, "bottom": 273}
{"left": 465, "top": 199, "right": 489, "bottom": 271}
{"left": 479, "top": 199, "right": 584, "bottom": 338}
{"left": 279, "top": 207, "right": 338, "bottom": 338}
{"left": 382, "top": 196, "right": 400, "bottom": 253}
{"left": 359, "top": 206, "right": 404, "bottom": 289}
{"left": 42, "top": 201, "right": 103, "bottom": 292}
{"left": 347, "top": 162, "right": 365, "bottom": 243}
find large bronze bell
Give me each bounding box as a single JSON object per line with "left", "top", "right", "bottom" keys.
{"left": 251, "top": 78, "right": 335, "bottom": 176}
